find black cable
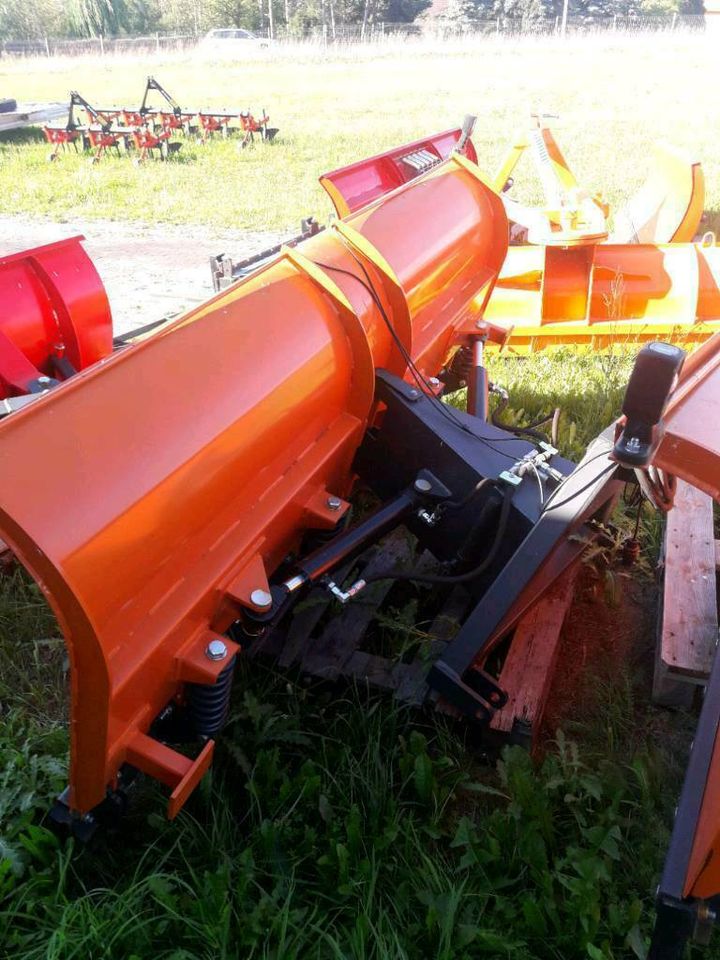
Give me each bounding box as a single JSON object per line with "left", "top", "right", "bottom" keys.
{"left": 540, "top": 462, "right": 617, "bottom": 514}
{"left": 490, "top": 382, "right": 558, "bottom": 442}
{"left": 310, "top": 251, "right": 525, "bottom": 462}
{"left": 436, "top": 476, "right": 494, "bottom": 516}
{"left": 362, "top": 483, "right": 513, "bottom": 586}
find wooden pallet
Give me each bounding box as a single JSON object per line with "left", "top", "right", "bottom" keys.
{"left": 488, "top": 567, "right": 579, "bottom": 748}
{"left": 246, "top": 527, "right": 579, "bottom": 744}
{"left": 653, "top": 479, "right": 719, "bottom": 707}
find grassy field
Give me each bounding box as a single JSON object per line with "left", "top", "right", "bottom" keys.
{"left": 0, "top": 33, "right": 718, "bottom": 234}
{"left": 1, "top": 33, "right": 719, "bottom": 960}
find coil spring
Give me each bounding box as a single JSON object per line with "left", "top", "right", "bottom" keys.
{"left": 187, "top": 656, "right": 236, "bottom": 738}
{"left": 450, "top": 345, "right": 473, "bottom": 384}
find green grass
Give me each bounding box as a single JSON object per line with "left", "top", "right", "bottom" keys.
{"left": 0, "top": 347, "right": 714, "bottom": 960}
{"left": 0, "top": 34, "right": 718, "bottom": 233}
{"left": 1, "top": 33, "right": 719, "bottom": 958}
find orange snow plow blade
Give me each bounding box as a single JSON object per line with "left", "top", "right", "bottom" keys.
{"left": 0, "top": 155, "right": 507, "bottom": 817}
{"left": 483, "top": 239, "right": 720, "bottom": 352}
{"left": 611, "top": 143, "right": 705, "bottom": 244}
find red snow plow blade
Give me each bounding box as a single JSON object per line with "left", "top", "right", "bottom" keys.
{"left": 0, "top": 236, "right": 112, "bottom": 400}
{"left": 319, "top": 126, "right": 477, "bottom": 217}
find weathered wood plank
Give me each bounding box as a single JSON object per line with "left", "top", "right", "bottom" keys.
{"left": 659, "top": 479, "right": 718, "bottom": 682}
{"left": 489, "top": 568, "right": 579, "bottom": 740}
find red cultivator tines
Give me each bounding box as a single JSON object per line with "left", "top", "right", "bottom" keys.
{"left": 198, "top": 108, "right": 278, "bottom": 143}
{"left": 43, "top": 92, "right": 127, "bottom": 163}
{"left": 0, "top": 236, "right": 112, "bottom": 405}
{"left": 43, "top": 123, "right": 83, "bottom": 161}
{"left": 130, "top": 125, "right": 180, "bottom": 163}
{"left": 238, "top": 109, "right": 277, "bottom": 147}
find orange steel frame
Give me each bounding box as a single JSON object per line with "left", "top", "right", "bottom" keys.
{"left": 0, "top": 154, "right": 508, "bottom": 818}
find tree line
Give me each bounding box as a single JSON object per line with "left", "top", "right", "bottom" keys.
{"left": 0, "top": 0, "right": 704, "bottom": 42}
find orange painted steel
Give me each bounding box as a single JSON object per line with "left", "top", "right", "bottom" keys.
{"left": 482, "top": 240, "right": 720, "bottom": 352}
{"left": 654, "top": 333, "right": 720, "bottom": 505}
{"left": 611, "top": 143, "right": 705, "bottom": 244}
{"left": 0, "top": 156, "right": 507, "bottom": 817}
{"left": 628, "top": 334, "right": 720, "bottom": 903}
{"left": 0, "top": 236, "right": 112, "bottom": 397}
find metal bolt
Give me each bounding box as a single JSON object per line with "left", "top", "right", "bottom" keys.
{"left": 205, "top": 638, "right": 227, "bottom": 661}
{"left": 428, "top": 377, "right": 441, "bottom": 387}
{"left": 408, "top": 389, "right": 419, "bottom": 399}
{"left": 414, "top": 477, "right": 432, "bottom": 494}
{"left": 37, "top": 376, "right": 52, "bottom": 384}
{"left": 250, "top": 588, "right": 272, "bottom": 608}
{"left": 326, "top": 496, "right": 342, "bottom": 511}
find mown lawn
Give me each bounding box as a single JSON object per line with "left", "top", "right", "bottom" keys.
{"left": 0, "top": 33, "right": 718, "bottom": 234}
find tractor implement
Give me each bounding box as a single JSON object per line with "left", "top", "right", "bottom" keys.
{"left": 197, "top": 107, "right": 278, "bottom": 144}
{"left": 43, "top": 92, "right": 129, "bottom": 163}
{"left": 319, "top": 118, "right": 478, "bottom": 217}
{"left": 137, "top": 76, "right": 196, "bottom": 135}
{"left": 0, "top": 235, "right": 112, "bottom": 401}
{"left": 491, "top": 116, "right": 704, "bottom": 246}
{"left": 483, "top": 235, "right": 720, "bottom": 352}
{"left": 322, "top": 120, "right": 704, "bottom": 249}
{"left": 0, "top": 152, "right": 511, "bottom": 821}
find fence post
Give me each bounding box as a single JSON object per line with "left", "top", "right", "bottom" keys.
{"left": 99, "top": 34, "right": 104, "bottom": 56}
{"left": 323, "top": 23, "right": 328, "bottom": 45}
{"left": 560, "top": 0, "right": 569, "bottom": 37}
{"left": 496, "top": 16, "right": 500, "bottom": 34}
{"left": 44, "top": 36, "right": 50, "bottom": 56}
{"left": 671, "top": 11, "right": 677, "bottom": 29}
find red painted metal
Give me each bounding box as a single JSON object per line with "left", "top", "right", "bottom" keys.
{"left": 0, "top": 236, "right": 112, "bottom": 398}
{"left": 319, "top": 128, "right": 478, "bottom": 218}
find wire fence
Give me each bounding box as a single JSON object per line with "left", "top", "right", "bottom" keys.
{"left": 0, "top": 15, "right": 709, "bottom": 58}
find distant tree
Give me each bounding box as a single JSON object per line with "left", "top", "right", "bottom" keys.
{"left": 65, "top": 0, "right": 161, "bottom": 35}
{"left": 379, "top": 0, "right": 432, "bottom": 21}
{"left": 494, "top": 0, "right": 555, "bottom": 19}
{"left": 0, "top": 0, "right": 67, "bottom": 39}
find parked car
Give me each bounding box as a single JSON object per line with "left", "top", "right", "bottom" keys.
{"left": 197, "top": 29, "right": 272, "bottom": 57}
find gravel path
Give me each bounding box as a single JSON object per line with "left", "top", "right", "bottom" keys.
{"left": 0, "top": 216, "right": 287, "bottom": 335}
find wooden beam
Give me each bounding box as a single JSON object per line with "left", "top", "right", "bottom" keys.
{"left": 489, "top": 567, "right": 579, "bottom": 744}
{"left": 658, "top": 479, "right": 718, "bottom": 684}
